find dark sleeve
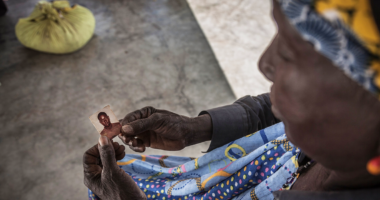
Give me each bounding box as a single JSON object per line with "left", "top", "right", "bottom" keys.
{"left": 199, "top": 93, "right": 280, "bottom": 152}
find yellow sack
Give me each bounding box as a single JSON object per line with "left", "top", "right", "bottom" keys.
{"left": 15, "top": 1, "right": 95, "bottom": 54}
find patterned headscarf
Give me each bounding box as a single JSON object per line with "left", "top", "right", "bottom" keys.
{"left": 278, "top": 0, "right": 380, "bottom": 96}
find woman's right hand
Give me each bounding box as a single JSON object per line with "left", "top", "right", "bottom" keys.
{"left": 119, "top": 106, "right": 212, "bottom": 152}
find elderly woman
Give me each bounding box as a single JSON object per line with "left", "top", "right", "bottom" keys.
{"left": 83, "top": 0, "right": 380, "bottom": 199}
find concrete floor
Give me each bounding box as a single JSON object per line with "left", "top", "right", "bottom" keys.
{"left": 0, "top": 0, "right": 235, "bottom": 199}
{"left": 188, "top": 0, "right": 275, "bottom": 98}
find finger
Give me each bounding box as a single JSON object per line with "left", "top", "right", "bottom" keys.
{"left": 129, "top": 145, "right": 145, "bottom": 152}
{"left": 131, "top": 138, "right": 144, "bottom": 147}
{"left": 83, "top": 144, "right": 101, "bottom": 168}
{"left": 134, "top": 132, "right": 151, "bottom": 147}
{"left": 111, "top": 142, "right": 126, "bottom": 161}
{"left": 116, "top": 151, "right": 126, "bottom": 161}
{"left": 155, "top": 109, "right": 176, "bottom": 115}
{"left": 121, "top": 113, "right": 160, "bottom": 136}
{"left": 115, "top": 145, "right": 126, "bottom": 160}
{"left": 129, "top": 138, "right": 146, "bottom": 152}
{"left": 112, "top": 141, "right": 125, "bottom": 160}
{"left": 98, "top": 136, "right": 118, "bottom": 172}
{"left": 83, "top": 144, "right": 102, "bottom": 188}
{"left": 121, "top": 106, "right": 157, "bottom": 126}
{"left": 112, "top": 141, "right": 120, "bottom": 151}
{"left": 118, "top": 134, "right": 133, "bottom": 146}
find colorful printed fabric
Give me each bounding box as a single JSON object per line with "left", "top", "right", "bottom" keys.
{"left": 88, "top": 122, "right": 301, "bottom": 200}
{"left": 277, "top": 0, "right": 380, "bottom": 96}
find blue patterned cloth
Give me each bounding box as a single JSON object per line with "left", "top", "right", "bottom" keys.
{"left": 88, "top": 123, "right": 301, "bottom": 200}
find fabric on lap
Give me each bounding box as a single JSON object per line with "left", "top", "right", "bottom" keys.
{"left": 88, "top": 122, "right": 301, "bottom": 200}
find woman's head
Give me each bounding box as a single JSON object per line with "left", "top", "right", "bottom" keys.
{"left": 259, "top": 0, "right": 380, "bottom": 173}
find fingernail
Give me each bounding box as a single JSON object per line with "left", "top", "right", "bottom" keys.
{"left": 122, "top": 125, "right": 133, "bottom": 133}
{"left": 99, "top": 135, "right": 108, "bottom": 146}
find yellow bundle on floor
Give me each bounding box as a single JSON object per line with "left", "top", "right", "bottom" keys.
{"left": 15, "top": 1, "right": 95, "bottom": 54}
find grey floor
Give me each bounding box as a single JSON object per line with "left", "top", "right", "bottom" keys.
{"left": 0, "top": 0, "right": 236, "bottom": 199}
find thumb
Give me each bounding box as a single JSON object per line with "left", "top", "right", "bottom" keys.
{"left": 121, "top": 114, "right": 160, "bottom": 136}
{"left": 98, "top": 136, "right": 118, "bottom": 171}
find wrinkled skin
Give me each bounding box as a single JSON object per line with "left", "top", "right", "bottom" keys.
{"left": 118, "top": 106, "right": 212, "bottom": 152}
{"left": 83, "top": 136, "right": 146, "bottom": 200}
{"left": 258, "top": 0, "right": 380, "bottom": 190}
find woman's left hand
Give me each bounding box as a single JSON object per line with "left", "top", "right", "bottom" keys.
{"left": 83, "top": 136, "right": 146, "bottom": 200}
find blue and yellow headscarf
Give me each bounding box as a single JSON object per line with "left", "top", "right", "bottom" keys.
{"left": 278, "top": 0, "right": 380, "bottom": 95}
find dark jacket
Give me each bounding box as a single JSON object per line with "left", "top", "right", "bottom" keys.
{"left": 200, "top": 93, "right": 380, "bottom": 200}
{"left": 200, "top": 93, "right": 280, "bottom": 152}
